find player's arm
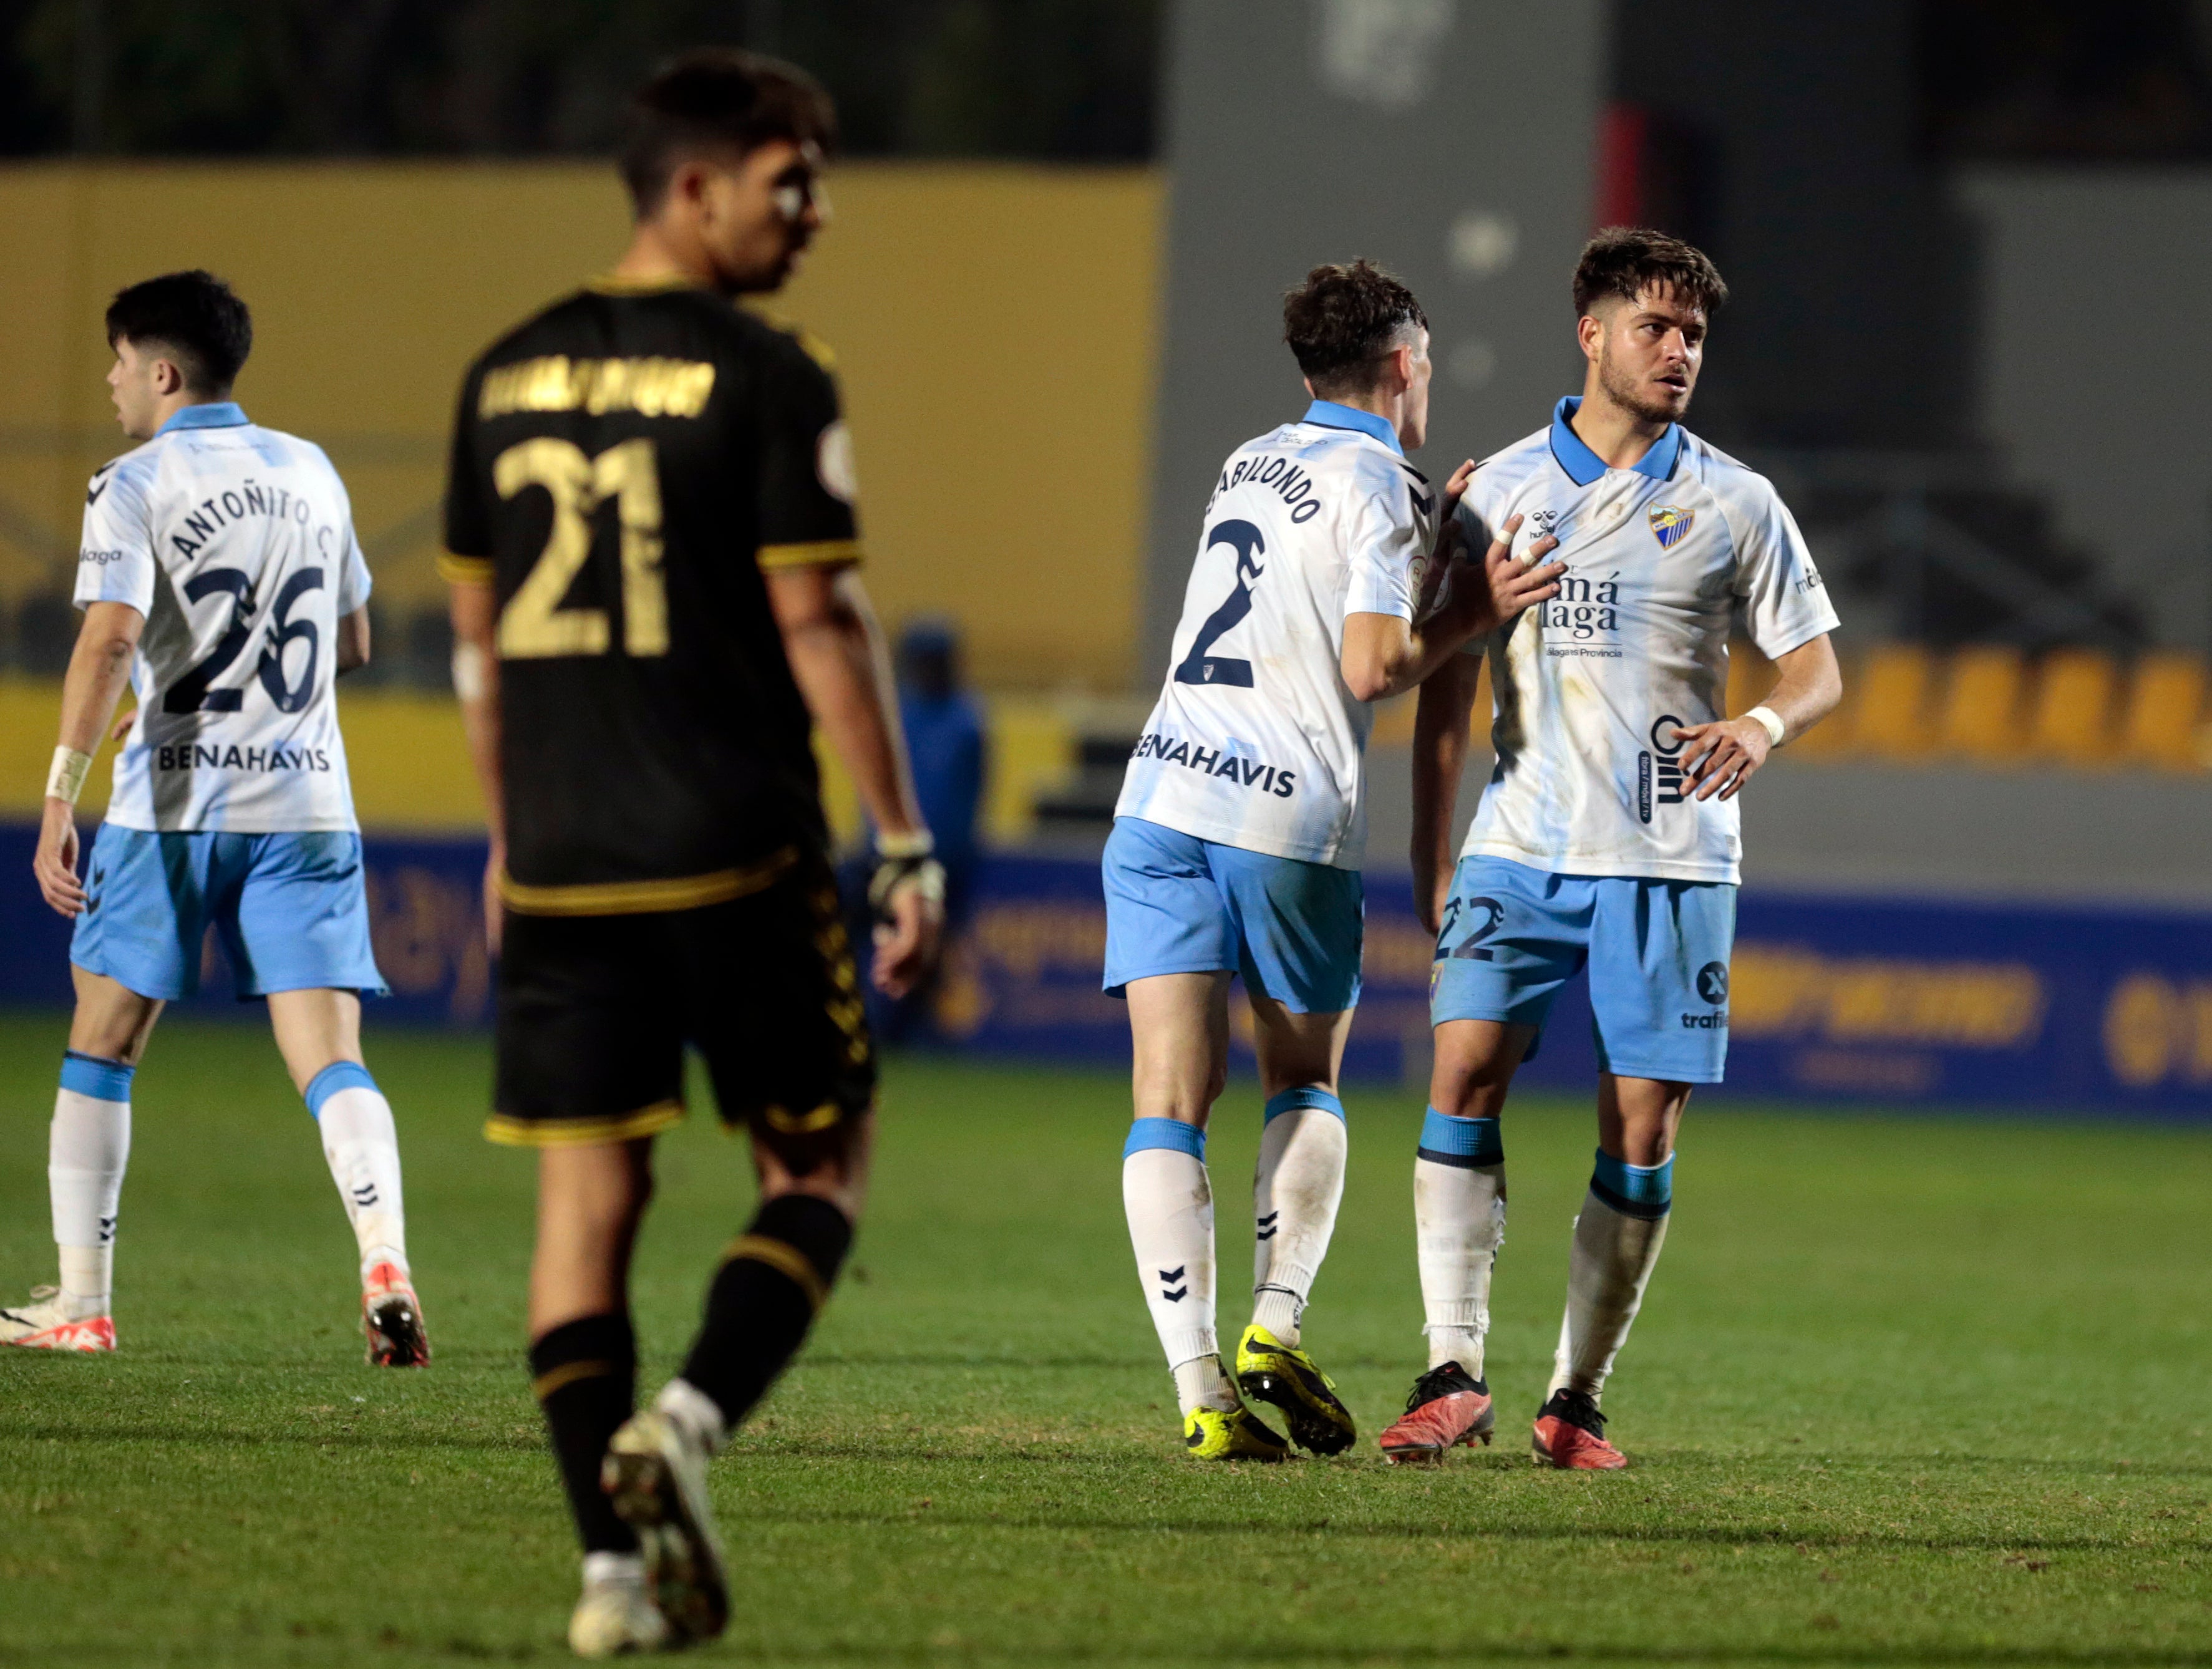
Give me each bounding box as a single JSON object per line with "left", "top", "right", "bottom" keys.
{"left": 766, "top": 563, "right": 941, "bottom": 998}
{"left": 35, "top": 601, "right": 143, "bottom": 917}
{"left": 1410, "top": 649, "right": 1485, "bottom": 934}
{"left": 446, "top": 579, "right": 505, "bottom": 953}
{"left": 1676, "top": 632, "right": 1843, "bottom": 801}
{"left": 1341, "top": 495, "right": 1563, "bottom": 702}
{"left": 336, "top": 606, "right": 371, "bottom": 675}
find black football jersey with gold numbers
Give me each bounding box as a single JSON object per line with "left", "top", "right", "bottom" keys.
{"left": 443, "top": 279, "right": 860, "bottom": 912}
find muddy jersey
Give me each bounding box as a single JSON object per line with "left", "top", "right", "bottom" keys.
{"left": 74, "top": 403, "right": 370, "bottom": 833}
{"left": 1115, "top": 401, "right": 1437, "bottom": 869}
{"left": 1455, "top": 398, "right": 1839, "bottom": 884}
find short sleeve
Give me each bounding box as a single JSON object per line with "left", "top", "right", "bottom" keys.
{"left": 1731, "top": 481, "right": 1840, "bottom": 659}
{"left": 336, "top": 526, "right": 372, "bottom": 613}
{"left": 73, "top": 456, "right": 158, "bottom": 616}
{"left": 439, "top": 362, "right": 497, "bottom": 584}
{"left": 754, "top": 332, "right": 861, "bottom": 573}
{"left": 1343, "top": 472, "right": 1427, "bottom": 621}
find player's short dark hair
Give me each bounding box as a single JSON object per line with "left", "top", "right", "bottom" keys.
{"left": 620, "top": 49, "right": 838, "bottom": 217}
{"left": 1572, "top": 228, "right": 1728, "bottom": 319}
{"left": 1282, "top": 259, "right": 1429, "bottom": 397}
{"left": 104, "top": 270, "right": 252, "bottom": 396}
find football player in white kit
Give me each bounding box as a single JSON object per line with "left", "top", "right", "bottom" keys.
{"left": 1108, "top": 261, "right": 1563, "bottom": 1459}
{"left": 7, "top": 271, "right": 427, "bottom": 1366}
{"left": 1376, "top": 230, "right": 1842, "bottom": 1468}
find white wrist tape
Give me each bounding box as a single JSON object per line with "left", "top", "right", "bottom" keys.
{"left": 450, "top": 641, "right": 489, "bottom": 703}
{"left": 875, "top": 827, "right": 935, "bottom": 861}
{"left": 46, "top": 745, "right": 92, "bottom": 805}
{"left": 1746, "top": 705, "right": 1787, "bottom": 748}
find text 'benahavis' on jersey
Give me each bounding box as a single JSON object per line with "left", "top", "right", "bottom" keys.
{"left": 1116, "top": 401, "right": 1437, "bottom": 869}
{"left": 75, "top": 402, "right": 372, "bottom": 833}
{"left": 440, "top": 276, "right": 862, "bottom": 914}
{"left": 1454, "top": 397, "right": 1841, "bottom": 884}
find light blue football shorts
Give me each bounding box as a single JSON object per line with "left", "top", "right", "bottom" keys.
{"left": 1102, "top": 816, "right": 1364, "bottom": 1015}
{"left": 70, "top": 825, "right": 387, "bottom": 1002}
{"left": 1429, "top": 855, "right": 1735, "bottom": 1083}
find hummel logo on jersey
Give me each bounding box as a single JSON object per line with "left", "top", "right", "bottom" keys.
{"left": 1158, "top": 1266, "right": 1188, "bottom": 1302}
{"left": 1649, "top": 505, "right": 1694, "bottom": 548}
{"left": 1408, "top": 484, "right": 1434, "bottom": 516}
{"left": 86, "top": 464, "right": 115, "bottom": 506}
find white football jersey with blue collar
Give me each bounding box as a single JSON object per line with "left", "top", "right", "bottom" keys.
{"left": 1453, "top": 397, "right": 1839, "bottom": 884}
{"left": 1115, "top": 400, "right": 1438, "bottom": 869}
{"left": 73, "top": 402, "right": 371, "bottom": 833}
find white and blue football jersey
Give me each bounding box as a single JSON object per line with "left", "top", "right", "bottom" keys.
{"left": 1453, "top": 397, "right": 1840, "bottom": 884}
{"left": 73, "top": 403, "right": 371, "bottom": 833}
{"left": 1115, "top": 401, "right": 1438, "bottom": 869}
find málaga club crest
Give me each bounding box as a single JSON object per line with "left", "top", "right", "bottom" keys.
{"left": 1648, "top": 505, "right": 1694, "bottom": 549}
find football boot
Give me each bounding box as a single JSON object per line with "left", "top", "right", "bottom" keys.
{"left": 362, "top": 1261, "right": 430, "bottom": 1367}
{"left": 1183, "top": 1402, "right": 1289, "bottom": 1461}
{"left": 1235, "top": 1323, "right": 1356, "bottom": 1455}
{"left": 604, "top": 1409, "right": 729, "bottom": 1643}
{"left": 1377, "top": 1360, "right": 1494, "bottom": 1464}
{"left": 1531, "top": 1386, "right": 1629, "bottom": 1470}
{"left": 0, "top": 1287, "right": 114, "bottom": 1352}
{"left": 568, "top": 1572, "right": 671, "bottom": 1658}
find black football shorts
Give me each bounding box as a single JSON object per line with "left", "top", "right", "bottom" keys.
{"left": 487, "top": 847, "right": 874, "bottom": 1171}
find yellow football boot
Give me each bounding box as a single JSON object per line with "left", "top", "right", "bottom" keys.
{"left": 1182, "top": 1401, "right": 1289, "bottom": 1461}
{"left": 1236, "top": 1323, "right": 1357, "bottom": 1455}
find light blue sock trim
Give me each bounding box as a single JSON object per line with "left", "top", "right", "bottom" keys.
{"left": 1263, "top": 1086, "right": 1344, "bottom": 1123}
{"left": 304, "top": 1061, "right": 380, "bottom": 1118}
{"left": 1417, "top": 1108, "right": 1503, "bottom": 1165}
{"left": 1591, "top": 1149, "right": 1673, "bottom": 1209}
{"left": 1123, "top": 1117, "right": 1206, "bottom": 1161}
{"left": 59, "top": 1051, "right": 134, "bottom": 1103}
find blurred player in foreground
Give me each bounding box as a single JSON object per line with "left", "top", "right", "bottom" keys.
{"left": 1107, "top": 261, "right": 1562, "bottom": 1461}
{"left": 9, "top": 270, "right": 426, "bottom": 1367}
{"left": 443, "top": 51, "right": 940, "bottom": 1657}
{"left": 1377, "top": 230, "right": 1843, "bottom": 1468}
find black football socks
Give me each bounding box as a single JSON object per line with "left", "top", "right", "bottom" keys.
{"left": 677, "top": 1193, "right": 853, "bottom": 1432}
{"left": 530, "top": 1312, "right": 639, "bottom": 1554}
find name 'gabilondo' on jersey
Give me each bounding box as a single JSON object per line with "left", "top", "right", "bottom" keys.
{"left": 1117, "top": 401, "right": 1436, "bottom": 869}
{"left": 442, "top": 277, "right": 863, "bottom": 916}
{"left": 1453, "top": 398, "right": 1841, "bottom": 885}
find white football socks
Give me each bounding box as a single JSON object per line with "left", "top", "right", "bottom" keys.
{"left": 1122, "top": 1118, "right": 1236, "bottom": 1413}
{"left": 51, "top": 1054, "right": 133, "bottom": 1321}
{"left": 1414, "top": 1108, "right": 1506, "bottom": 1375}
{"left": 1248, "top": 1089, "right": 1346, "bottom": 1347}
{"left": 305, "top": 1063, "right": 410, "bottom": 1278}
{"left": 1550, "top": 1151, "right": 1674, "bottom": 1402}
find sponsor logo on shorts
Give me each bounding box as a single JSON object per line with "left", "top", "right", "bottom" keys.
{"left": 1682, "top": 961, "right": 1730, "bottom": 1028}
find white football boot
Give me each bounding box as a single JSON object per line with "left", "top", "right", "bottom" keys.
{"left": 0, "top": 1287, "right": 114, "bottom": 1352}
{"left": 567, "top": 1558, "right": 670, "bottom": 1658}
{"left": 603, "top": 1409, "right": 728, "bottom": 1645}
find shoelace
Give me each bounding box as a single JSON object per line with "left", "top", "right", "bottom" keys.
{"left": 1545, "top": 1389, "right": 1608, "bottom": 1435}
{"left": 1405, "top": 1363, "right": 1479, "bottom": 1413}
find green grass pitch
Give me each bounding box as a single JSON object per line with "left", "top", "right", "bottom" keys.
{"left": 0, "top": 1013, "right": 2206, "bottom": 1667}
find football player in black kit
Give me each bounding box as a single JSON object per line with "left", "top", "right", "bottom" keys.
{"left": 442, "top": 51, "right": 943, "bottom": 1657}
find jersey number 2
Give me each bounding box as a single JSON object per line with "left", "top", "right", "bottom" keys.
{"left": 493, "top": 437, "right": 668, "bottom": 659}
{"left": 1172, "top": 520, "right": 1264, "bottom": 688}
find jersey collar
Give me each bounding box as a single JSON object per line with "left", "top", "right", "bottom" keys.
{"left": 157, "top": 401, "right": 249, "bottom": 435}
{"left": 1548, "top": 396, "right": 1682, "bottom": 486}
{"left": 1301, "top": 399, "right": 1404, "bottom": 457}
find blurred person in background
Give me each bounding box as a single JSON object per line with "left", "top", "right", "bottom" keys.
{"left": 441, "top": 49, "right": 941, "bottom": 1657}
{"left": 843, "top": 616, "right": 986, "bottom": 1043}
{"left": 9, "top": 270, "right": 428, "bottom": 1368}
{"left": 1379, "top": 229, "right": 1843, "bottom": 1471}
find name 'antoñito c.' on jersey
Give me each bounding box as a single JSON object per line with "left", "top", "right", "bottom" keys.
{"left": 1116, "top": 402, "right": 1437, "bottom": 870}
{"left": 1454, "top": 397, "right": 1840, "bottom": 885}
{"left": 74, "top": 402, "right": 372, "bottom": 833}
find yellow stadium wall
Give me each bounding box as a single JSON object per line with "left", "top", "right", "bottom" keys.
{"left": 0, "top": 160, "right": 1163, "bottom": 692}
